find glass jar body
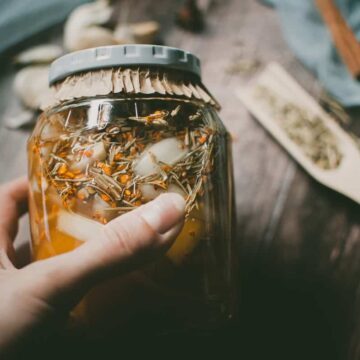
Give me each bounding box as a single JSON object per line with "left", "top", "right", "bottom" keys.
{"left": 28, "top": 96, "right": 236, "bottom": 334}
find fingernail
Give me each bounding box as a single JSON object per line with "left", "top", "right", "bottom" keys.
{"left": 141, "top": 193, "right": 185, "bottom": 234}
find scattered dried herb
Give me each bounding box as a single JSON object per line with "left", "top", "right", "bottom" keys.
{"left": 319, "top": 91, "right": 351, "bottom": 125}
{"left": 255, "top": 85, "right": 343, "bottom": 170}
{"left": 226, "top": 58, "right": 261, "bottom": 76}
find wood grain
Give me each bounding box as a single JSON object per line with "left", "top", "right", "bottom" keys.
{"left": 0, "top": 0, "right": 359, "bottom": 358}
{"left": 316, "top": 0, "right": 360, "bottom": 79}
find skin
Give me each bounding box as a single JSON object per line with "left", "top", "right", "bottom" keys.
{"left": 0, "top": 177, "right": 185, "bottom": 357}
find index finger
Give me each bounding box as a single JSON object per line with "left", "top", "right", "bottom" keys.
{"left": 0, "top": 177, "right": 29, "bottom": 241}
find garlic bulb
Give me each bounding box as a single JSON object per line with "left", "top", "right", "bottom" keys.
{"left": 113, "top": 24, "right": 135, "bottom": 44}
{"left": 67, "top": 27, "right": 118, "bottom": 52}
{"left": 64, "top": 0, "right": 116, "bottom": 52}
{"left": 57, "top": 210, "right": 104, "bottom": 243}
{"left": 130, "top": 21, "right": 160, "bottom": 44}
{"left": 14, "top": 66, "right": 51, "bottom": 110}
{"left": 14, "top": 44, "right": 63, "bottom": 65}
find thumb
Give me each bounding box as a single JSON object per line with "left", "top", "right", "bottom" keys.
{"left": 22, "top": 193, "right": 185, "bottom": 308}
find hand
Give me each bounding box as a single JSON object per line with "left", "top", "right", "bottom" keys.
{"left": 0, "top": 177, "right": 185, "bottom": 356}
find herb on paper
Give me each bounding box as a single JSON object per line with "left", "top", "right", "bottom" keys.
{"left": 255, "top": 85, "right": 343, "bottom": 170}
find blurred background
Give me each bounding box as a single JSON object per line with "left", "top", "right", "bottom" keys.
{"left": 0, "top": 0, "right": 360, "bottom": 359}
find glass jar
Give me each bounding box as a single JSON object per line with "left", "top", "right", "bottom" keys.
{"left": 28, "top": 45, "right": 236, "bottom": 334}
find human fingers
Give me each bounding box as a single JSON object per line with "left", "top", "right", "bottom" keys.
{"left": 0, "top": 177, "right": 28, "bottom": 266}
{"left": 22, "top": 193, "right": 185, "bottom": 308}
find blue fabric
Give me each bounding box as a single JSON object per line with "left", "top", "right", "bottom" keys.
{"left": 263, "top": 0, "right": 360, "bottom": 107}
{"left": 0, "top": 0, "right": 91, "bottom": 53}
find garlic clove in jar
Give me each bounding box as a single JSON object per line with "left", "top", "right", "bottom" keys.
{"left": 30, "top": 176, "right": 41, "bottom": 194}
{"left": 92, "top": 194, "right": 116, "bottom": 222}
{"left": 40, "top": 115, "right": 63, "bottom": 141}
{"left": 57, "top": 210, "right": 104, "bottom": 243}
{"left": 140, "top": 183, "right": 186, "bottom": 202}
{"left": 70, "top": 141, "right": 107, "bottom": 172}
{"left": 46, "top": 186, "right": 63, "bottom": 208}
{"left": 134, "top": 137, "right": 188, "bottom": 177}
{"left": 69, "top": 156, "right": 90, "bottom": 173}
{"left": 91, "top": 141, "right": 107, "bottom": 161}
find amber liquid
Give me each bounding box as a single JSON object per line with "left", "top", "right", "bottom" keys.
{"left": 29, "top": 144, "right": 209, "bottom": 331}
{"left": 28, "top": 98, "right": 235, "bottom": 334}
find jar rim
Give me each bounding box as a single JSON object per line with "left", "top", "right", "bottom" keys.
{"left": 49, "top": 45, "right": 201, "bottom": 86}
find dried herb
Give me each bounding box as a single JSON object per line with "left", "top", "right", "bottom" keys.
{"left": 226, "top": 58, "right": 261, "bottom": 76}
{"left": 319, "top": 91, "right": 350, "bottom": 125}
{"left": 35, "top": 106, "right": 214, "bottom": 223}
{"left": 319, "top": 92, "right": 360, "bottom": 152}
{"left": 255, "top": 85, "right": 343, "bottom": 170}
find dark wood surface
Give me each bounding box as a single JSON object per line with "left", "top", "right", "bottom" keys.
{"left": 0, "top": 0, "right": 359, "bottom": 358}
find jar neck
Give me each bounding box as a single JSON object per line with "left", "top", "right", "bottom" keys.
{"left": 43, "top": 67, "right": 220, "bottom": 111}
{"left": 49, "top": 95, "right": 211, "bottom": 116}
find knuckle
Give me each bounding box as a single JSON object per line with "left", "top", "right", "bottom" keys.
{"left": 103, "top": 213, "right": 161, "bottom": 257}
{"left": 103, "top": 224, "right": 135, "bottom": 257}
{"left": 0, "top": 184, "right": 10, "bottom": 199}
{"left": 137, "top": 213, "right": 162, "bottom": 245}
{"left": 0, "top": 249, "right": 15, "bottom": 270}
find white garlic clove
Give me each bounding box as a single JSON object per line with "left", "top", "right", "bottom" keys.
{"left": 41, "top": 177, "right": 48, "bottom": 193}
{"left": 14, "top": 66, "right": 51, "bottom": 110}
{"left": 140, "top": 183, "right": 186, "bottom": 202}
{"left": 130, "top": 21, "right": 160, "bottom": 44}
{"left": 69, "top": 156, "right": 90, "bottom": 173}
{"left": 134, "top": 137, "right": 188, "bottom": 176}
{"left": 39, "top": 143, "right": 52, "bottom": 159}
{"left": 168, "top": 183, "right": 187, "bottom": 197}
{"left": 57, "top": 210, "right": 104, "bottom": 242}
{"left": 4, "top": 109, "right": 36, "bottom": 129}
{"left": 30, "top": 177, "right": 41, "bottom": 194}
{"left": 113, "top": 24, "right": 135, "bottom": 44}
{"left": 92, "top": 141, "right": 107, "bottom": 161}
{"left": 40, "top": 116, "right": 63, "bottom": 141}
{"left": 70, "top": 141, "right": 106, "bottom": 172}
{"left": 139, "top": 184, "right": 161, "bottom": 201}
{"left": 14, "top": 44, "right": 63, "bottom": 65}
{"left": 64, "top": 1, "right": 115, "bottom": 51}
{"left": 92, "top": 194, "right": 117, "bottom": 221}
{"left": 46, "top": 186, "right": 63, "bottom": 207}
{"left": 93, "top": 194, "right": 109, "bottom": 213}
{"left": 68, "top": 26, "right": 118, "bottom": 52}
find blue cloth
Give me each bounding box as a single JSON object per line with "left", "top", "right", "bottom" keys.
{"left": 0, "top": 0, "right": 91, "bottom": 54}
{"left": 263, "top": 0, "right": 360, "bottom": 107}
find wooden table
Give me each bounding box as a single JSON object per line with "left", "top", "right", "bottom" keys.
{"left": 0, "top": 0, "right": 359, "bottom": 358}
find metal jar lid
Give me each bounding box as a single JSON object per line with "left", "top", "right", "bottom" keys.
{"left": 49, "top": 44, "right": 201, "bottom": 85}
